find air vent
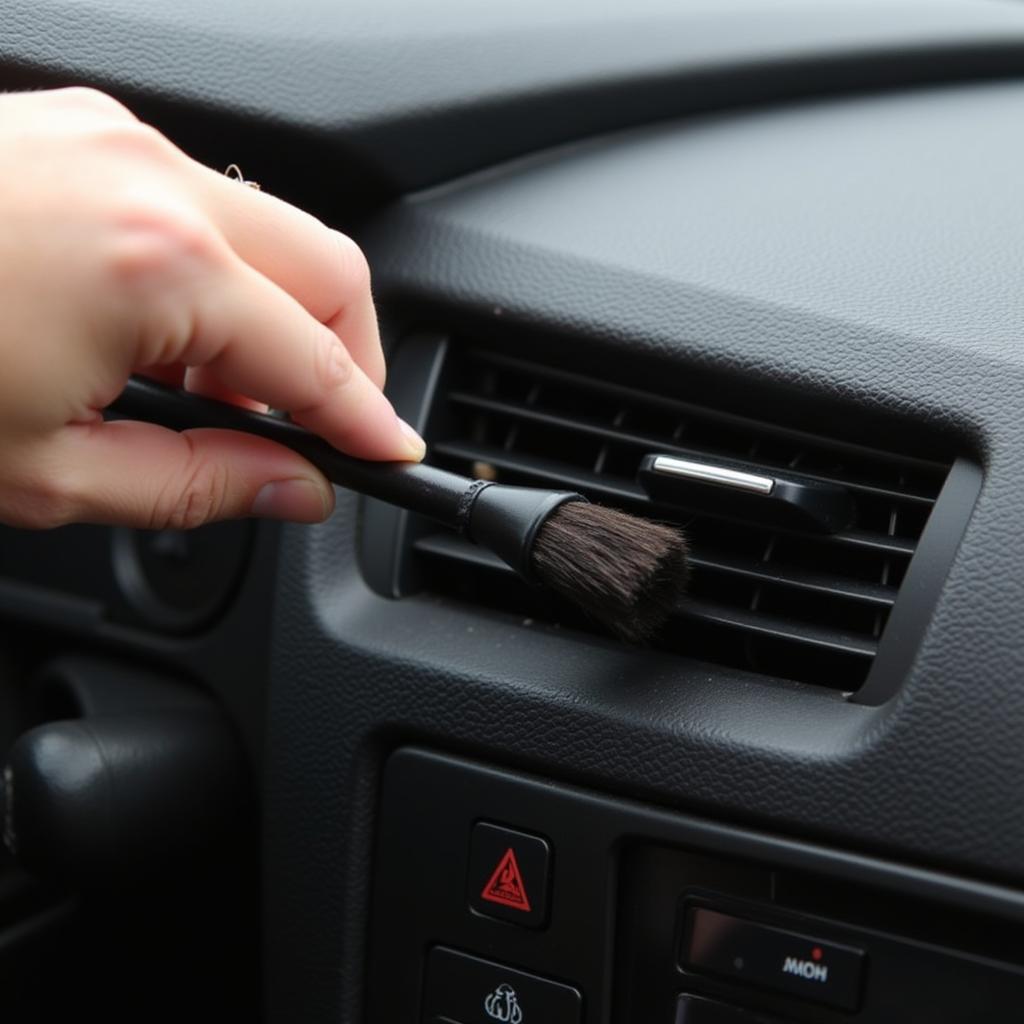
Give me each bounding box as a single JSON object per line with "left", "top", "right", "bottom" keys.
{"left": 380, "top": 336, "right": 972, "bottom": 696}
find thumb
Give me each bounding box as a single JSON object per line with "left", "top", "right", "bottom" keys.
{"left": 25, "top": 420, "right": 334, "bottom": 529}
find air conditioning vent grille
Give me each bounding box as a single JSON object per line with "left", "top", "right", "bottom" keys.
{"left": 398, "top": 343, "right": 955, "bottom": 693}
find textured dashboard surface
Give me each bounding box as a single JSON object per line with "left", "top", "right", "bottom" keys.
{"left": 6, "top": 0, "right": 1024, "bottom": 190}
{"left": 267, "top": 80, "right": 1024, "bottom": 1020}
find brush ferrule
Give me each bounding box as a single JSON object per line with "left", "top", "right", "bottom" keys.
{"left": 464, "top": 484, "right": 587, "bottom": 581}
{"left": 455, "top": 480, "right": 494, "bottom": 535}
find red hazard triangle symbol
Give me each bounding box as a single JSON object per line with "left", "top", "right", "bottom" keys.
{"left": 480, "top": 847, "right": 531, "bottom": 912}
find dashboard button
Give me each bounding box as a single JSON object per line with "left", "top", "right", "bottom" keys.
{"left": 682, "top": 907, "right": 865, "bottom": 1011}
{"left": 423, "top": 946, "right": 582, "bottom": 1024}
{"left": 468, "top": 821, "right": 550, "bottom": 928}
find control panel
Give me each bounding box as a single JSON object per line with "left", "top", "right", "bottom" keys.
{"left": 681, "top": 906, "right": 864, "bottom": 1011}
{"left": 367, "top": 749, "right": 1024, "bottom": 1022}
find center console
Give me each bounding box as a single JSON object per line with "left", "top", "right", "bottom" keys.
{"left": 369, "top": 750, "right": 1024, "bottom": 1022}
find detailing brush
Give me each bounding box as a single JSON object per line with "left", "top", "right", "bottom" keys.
{"left": 109, "top": 376, "right": 689, "bottom": 642}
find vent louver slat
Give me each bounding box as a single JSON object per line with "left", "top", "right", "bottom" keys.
{"left": 432, "top": 441, "right": 920, "bottom": 558}
{"left": 445, "top": 391, "right": 937, "bottom": 506}
{"left": 402, "top": 344, "right": 954, "bottom": 693}
{"left": 413, "top": 533, "right": 881, "bottom": 659}
{"left": 684, "top": 555, "right": 897, "bottom": 607}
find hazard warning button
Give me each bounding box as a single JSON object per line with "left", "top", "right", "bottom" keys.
{"left": 468, "top": 822, "right": 550, "bottom": 928}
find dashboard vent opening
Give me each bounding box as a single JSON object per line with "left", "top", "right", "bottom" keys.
{"left": 401, "top": 343, "right": 955, "bottom": 694}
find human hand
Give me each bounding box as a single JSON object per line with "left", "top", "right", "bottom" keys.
{"left": 0, "top": 87, "right": 423, "bottom": 530}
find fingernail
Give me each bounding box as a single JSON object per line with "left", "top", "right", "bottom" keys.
{"left": 251, "top": 479, "right": 333, "bottom": 522}
{"left": 398, "top": 418, "right": 427, "bottom": 461}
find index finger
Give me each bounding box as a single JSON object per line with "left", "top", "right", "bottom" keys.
{"left": 188, "top": 163, "right": 387, "bottom": 389}
{"left": 153, "top": 245, "right": 423, "bottom": 463}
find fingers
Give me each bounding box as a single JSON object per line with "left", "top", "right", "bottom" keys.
{"left": 10, "top": 89, "right": 410, "bottom": 467}
{"left": 188, "top": 165, "right": 386, "bottom": 389}
{"left": 2, "top": 86, "right": 138, "bottom": 125}
{"left": 138, "top": 364, "right": 267, "bottom": 414}
{"left": 1, "top": 420, "right": 336, "bottom": 529}
{"left": 0, "top": 86, "right": 409, "bottom": 534}
{"left": 172, "top": 254, "right": 424, "bottom": 462}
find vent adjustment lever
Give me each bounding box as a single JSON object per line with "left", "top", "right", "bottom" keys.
{"left": 638, "top": 454, "right": 855, "bottom": 534}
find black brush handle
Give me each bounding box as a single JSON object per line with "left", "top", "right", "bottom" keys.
{"left": 109, "top": 376, "right": 475, "bottom": 528}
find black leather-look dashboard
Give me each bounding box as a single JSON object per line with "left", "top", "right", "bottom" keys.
{"left": 7, "top": 0, "right": 1024, "bottom": 192}
{"left": 4, "top": 1, "right": 1024, "bottom": 1021}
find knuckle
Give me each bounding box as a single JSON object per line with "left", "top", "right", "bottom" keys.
{"left": 153, "top": 446, "right": 231, "bottom": 531}
{"left": 105, "top": 204, "right": 221, "bottom": 289}
{"left": 93, "top": 120, "right": 173, "bottom": 161}
{"left": 314, "top": 327, "right": 354, "bottom": 397}
{"left": 331, "top": 231, "right": 372, "bottom": 295}
{"left": 57, "top": 86, "right": 136, "bottom": 119}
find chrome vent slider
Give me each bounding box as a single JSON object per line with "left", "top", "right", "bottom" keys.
{"left": 638, "top": 453, "right": 856, "bottom": 534}
{"left": 645, "top": 456, "right": 775, "bottom": 495}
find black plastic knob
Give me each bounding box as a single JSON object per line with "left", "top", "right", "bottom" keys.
{"left": 2, "top": 658, "right": 248, "bottom": 886}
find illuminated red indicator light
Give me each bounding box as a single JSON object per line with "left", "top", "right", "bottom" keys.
{"left": 480, "top": 847, "right": 532, "bottom": 912}
{"left": 811, "top": 947, "right": 824, "bottom": 962}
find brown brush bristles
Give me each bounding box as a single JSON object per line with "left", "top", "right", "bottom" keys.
{"left": 530, "top": 502, "right": 689, "bottom": 644}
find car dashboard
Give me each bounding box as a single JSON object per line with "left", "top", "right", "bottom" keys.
{"left": 2, "top": 2, "right": 1024, "bottom": 1022}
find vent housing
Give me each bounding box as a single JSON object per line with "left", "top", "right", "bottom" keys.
{"left": 382, "top": 336, "right": 964, "bottom": 696}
